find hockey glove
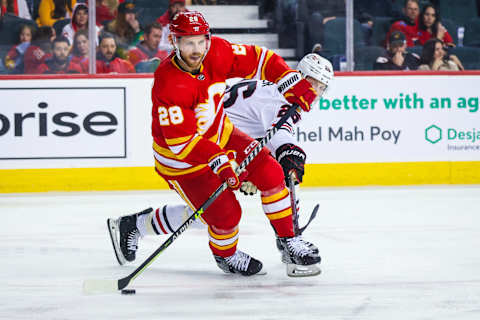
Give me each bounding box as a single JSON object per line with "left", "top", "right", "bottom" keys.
{"left": 209, "top": 152, "right": 246, "bottom": 190}
{"left": 240, "top": 181, "right": 258, "bottom": 196}
{"left": 275, "top": 143, "right": 306, "bottom": 187}
{"left": 278, "top": 72, "right": 317, "bottom": 112}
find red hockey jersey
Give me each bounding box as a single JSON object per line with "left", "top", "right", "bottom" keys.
{"left": 151, "top": 36, "right": 295, "bottom": 179}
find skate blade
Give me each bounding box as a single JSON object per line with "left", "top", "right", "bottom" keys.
{"left": 107, "top": 218, "right": 127, "bottom": 266}
{"left": 256, "top": 269, "right": 268, "bottom": 276}
{"left": 286, "top": 263, "right": 321, "bottom": 277}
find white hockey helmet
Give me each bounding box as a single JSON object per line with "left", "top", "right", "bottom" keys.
{"left": 297, "top": 53, "right": 334, "bottom": 87}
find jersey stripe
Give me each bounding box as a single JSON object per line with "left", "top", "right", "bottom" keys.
{"left": 260, "top": 49, "right": 274, "bottom": 80}
{"left": 245, "top": 46, "right": 263, "bottom": 79}
{"left": 165, "top": 134, "right": 194, "bottom": 145}
{"left": 254, "top": 46, "right": 268, "bottom": 79}
{"left": 153, "top": 151, "right": 193, "bottom": 169}
{"left": 155, "top": 160, "right": 207, "bottom": 176}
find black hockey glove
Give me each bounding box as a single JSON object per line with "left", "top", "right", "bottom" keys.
{"left": 275, "top": 143, "right": 306, "bottom": 187}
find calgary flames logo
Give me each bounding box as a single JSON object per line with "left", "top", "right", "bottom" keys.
{"left": 227, "top": 177, "right": 237, "bottom": 187}
{"left": 195, "top": 82, "right": 226, "bottom": 135}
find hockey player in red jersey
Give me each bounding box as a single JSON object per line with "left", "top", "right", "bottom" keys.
{"left": 107, "top": 11, "right": 320, "bottom": 276}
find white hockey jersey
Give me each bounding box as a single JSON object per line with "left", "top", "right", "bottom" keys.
{"left": 223, "top": 79, "right": 301, "bottom": 154}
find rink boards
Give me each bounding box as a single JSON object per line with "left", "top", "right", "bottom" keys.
{"left": 1, "top": 73, "right": 479, "bottom": 192}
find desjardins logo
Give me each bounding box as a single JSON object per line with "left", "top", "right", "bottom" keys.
{"left": 425, "top": 125, "right": 442, "bottom": 144}
{"left": 425, "top": 124, "right": 480, "bottom": 144}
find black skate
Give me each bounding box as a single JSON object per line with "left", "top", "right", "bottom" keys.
{"left": 107, "top": 208, "right": 153, "bottom": 265}
{"left": 276, "top": 236, "right": 319, "bottom": 257}
{"left": 214, "top": 250, "right": 266, "bottom": 276}
{"left": 278, "top": 236, "right": 321, "bottom": 277}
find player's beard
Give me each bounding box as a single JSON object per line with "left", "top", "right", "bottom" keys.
{"left": 181, "top": 52, "right": 204, "bottom": 72}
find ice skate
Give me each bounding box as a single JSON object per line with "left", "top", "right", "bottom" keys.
{"left": 107, "top": 208, "right": 153, "bottom": 265}
{"left": 276, "top": 236, "right": 318, "bottom": 259}
{"left": 278, "top": 236, "right": 321, "bottom": 277}
{"left": 214, "top": 250, "right": 266, "bottom": 276}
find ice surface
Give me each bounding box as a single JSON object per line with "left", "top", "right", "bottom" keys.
{"left": 1, "top": 186, "right": 480, "bottom": 320}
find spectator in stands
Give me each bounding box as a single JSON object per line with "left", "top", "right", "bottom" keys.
{"left": 62, "top": 3, "right": 100, "bottom": 45}
{"left": 418, "top": 38, "right": 464, "bottom": 71}
{"left": 93, "top": 32, "right": 135, "bottom": 73}
{"left": 4, "top": 23, "right": 34, "bottom": 73}
{"left": 374, "top": 31, "right": 420, "bottom": 70}
{"left": 96, "top": 0, "right": 118, "bottom": 26}
{"left": 386, "top": 0, "right": 420, "bottom": 47}
{"left": 24, "top": 26, "right": 55, "bottom": 73}
{"left": 417, "top": 4, "right": 454, "bottom": 47}
{"left": 70, "top": 29, "right": 88, "bottom": 72}
{"left": 128, "top": 22, "right": 168, "bottom": 67}
{"left": 1, "top": 0, "right": 32, "bottom": 19}
{"left": 36, "top": 36, "right": 83, "bottom": 73}
{"left": 104, "top": 0, "right": 143, "bottom": 58}
{"left": 37, "top": 0, "right": 76, "bottom": 27}
{"left": 156, "top": 0, "right": 187, "bottom": 52}
{"left": 318, "top": 0, "right": 345, "bottom": 24}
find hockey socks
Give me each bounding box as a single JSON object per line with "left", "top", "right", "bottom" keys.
{"left": 138, "top": 204, "right": 205, "bottom": 236}
{"left": 208, "top": 225, "right": 239, "bottom": 257}
{"left": 261, "top": 185, "right": 295, "bottom": 238}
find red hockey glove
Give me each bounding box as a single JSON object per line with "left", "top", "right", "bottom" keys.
{"left": 278, "top": 72, "right": 317, "bottom": 112}
{"left": 209, "top": 152, "right": 247, "bottom": 190}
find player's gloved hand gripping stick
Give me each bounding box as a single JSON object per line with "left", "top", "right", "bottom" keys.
{"left": 83, "top": 104, "right": 301, "bottom": 294}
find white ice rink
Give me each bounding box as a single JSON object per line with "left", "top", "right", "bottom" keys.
{"left": 1, "top": 186, "right": 480, "bottom": 320}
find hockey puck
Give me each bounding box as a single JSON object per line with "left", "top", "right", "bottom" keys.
{"left": 121, "top": 289, "right": 136, "bottom": 295}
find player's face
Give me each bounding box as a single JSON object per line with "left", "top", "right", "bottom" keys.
{"left": 76, "top": 34, "right": 89, "bottom": 56}
{"left": 177, "top": 35, "right": 209, "bottom": 72}
{"left": 76, "top": 9, "right": 88, "bottom": 27}
{"left": 100, "top": 38, "right": 116, "bottom": 61}
{"left": 146, "top": 28, "right": 162, "bottom": 51}
{"left": 306, "top": 76, "right": 327, "bottom": 97}
{"left": 53, "top": 42, "right": 70, "bottom": 64}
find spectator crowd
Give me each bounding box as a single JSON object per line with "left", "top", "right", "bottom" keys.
{"left": 271, "top": 0, "right": 480, "bottom": 71}
{"left": 1, "top": 0, "right": 479, "bottom": 74}
{"left": 0, "top": 0, "right": 187, "bottom": 74}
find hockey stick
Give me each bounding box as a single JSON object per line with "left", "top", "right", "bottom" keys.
{"left": 288, "top": 172, "right": 301, "bottom": 235}
{"left": 288, "top": 172, "right": 319, "bottom": 235}
{"left": 83, "top": 104, "right": 300, "bottom": 294}
{"left": 299, "top": 204, "right": 319, "bottom": 234}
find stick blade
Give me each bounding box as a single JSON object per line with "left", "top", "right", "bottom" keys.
{"left": 83, "top": 279, "right": 119, "bottom": 295}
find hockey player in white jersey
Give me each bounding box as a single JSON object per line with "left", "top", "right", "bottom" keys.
{"left": 107, "top": 53, "right": 334, "bottom": 277}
